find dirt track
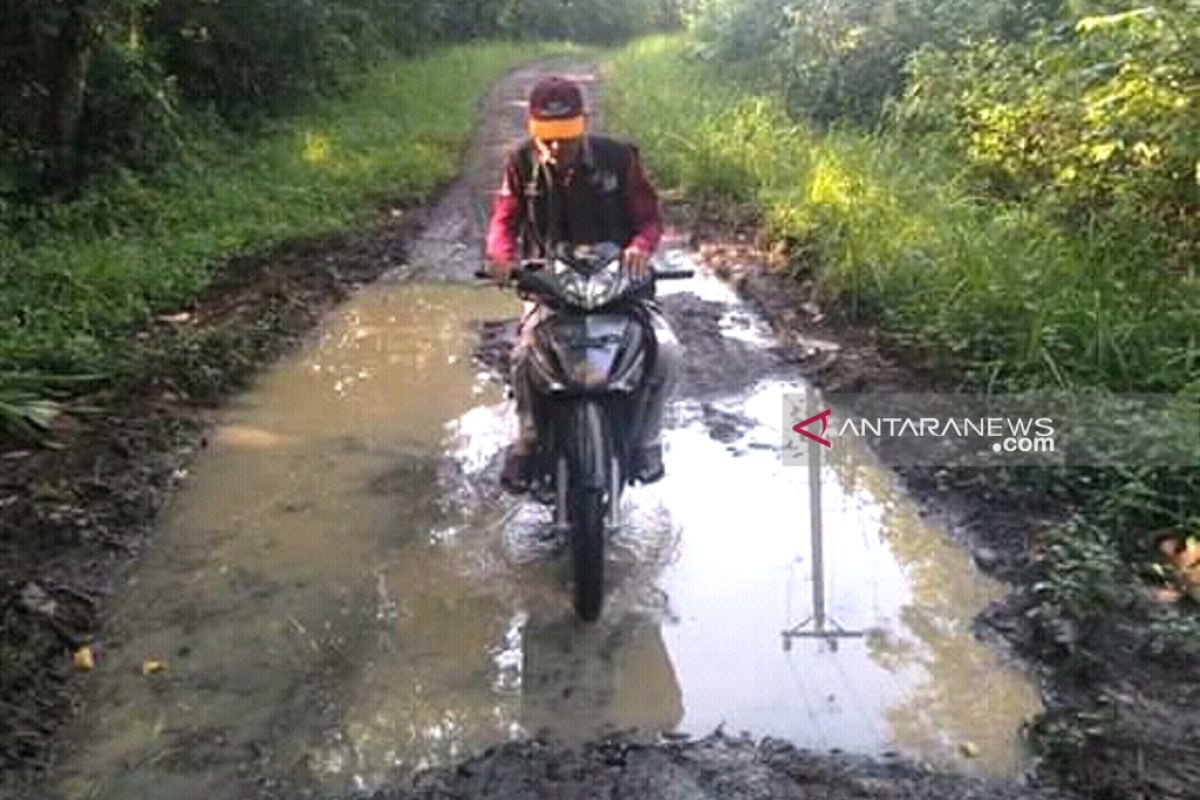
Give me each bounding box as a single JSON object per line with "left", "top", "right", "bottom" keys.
{"left": 3, "top": 56, "right": 1194, "bottom": 800}
{"left": 355, "top": 59, "right": 1063, "bottom": 800}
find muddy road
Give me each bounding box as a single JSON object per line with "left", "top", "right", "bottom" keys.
{"left": 25, "top": 61, "right": 1063, "bottom": 800}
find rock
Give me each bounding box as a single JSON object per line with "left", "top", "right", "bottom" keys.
{"left": 19, "top": 582, "right": 57, "bottom": 617}
{"left": 973, "top": 546, "right": 1003, "bottom": 572}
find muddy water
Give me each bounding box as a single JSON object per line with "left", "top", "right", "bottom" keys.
{"left": 55, "top": 262, "right": 1041, "bottom": 800}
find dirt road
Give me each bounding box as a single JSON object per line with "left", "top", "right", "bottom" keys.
{"left": 4, "top": 60, "right": 1078, "bottom": 800}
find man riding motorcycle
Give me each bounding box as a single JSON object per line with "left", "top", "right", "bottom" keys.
{"left": 485, "top": 75, "right": 680, "bottom": 493}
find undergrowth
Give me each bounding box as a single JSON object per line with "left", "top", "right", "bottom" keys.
{"left": 602, "top": 34, "right": 1200, "bottom": 654}
{"left": 0, "top": 41, "right": 572, "bottom": 436}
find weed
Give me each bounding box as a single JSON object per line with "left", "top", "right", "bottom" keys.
{"left": 602, "top": 34, "right": 1198, "bottom": 640}
{"left": 1147, "top": 612, "right": 1200, "bottom": 659}
{"left": 1030, "top": 705, "right": 1117, "bottom": 785}
{"left": 1034, "top": 519, "right": 1121, "bottom": 629}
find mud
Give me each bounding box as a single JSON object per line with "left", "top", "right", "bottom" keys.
{"left": 368, "top": 734, "right": 1071, "bottom": 800}
{"left": 0, "top": 206, "right": 436, "bottom": 787}
{"left": 0, "top": 58, "right": 567, "bottom": 790}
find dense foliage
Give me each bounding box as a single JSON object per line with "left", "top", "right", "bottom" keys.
{"left": 0, "top": 0, "right": 679, "bottom": 201}
{"left": 684, "top": 0, "right": 1066, "bottom": 125}
{"left": 0, "top": 42, "right": 557, "bottom": 419}
{"left": 605, "top": 36, "right": 1199, "bottom": 397}
{"left": 897, "top": 6, "right": 1199, "bottom": 265}
{"left": 679, "top": 1, "right": 1199, "bottom": 392}
{"left": 499, "top": 0, "right": 679, "bottom": 44}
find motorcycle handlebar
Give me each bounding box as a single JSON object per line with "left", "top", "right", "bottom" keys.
{"left": 473, "top": 259, "right": 544, "bottom": 281}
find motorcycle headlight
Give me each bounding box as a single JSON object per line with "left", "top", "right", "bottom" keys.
{"left": 555, "top": 258, "right": 624, "bottom": 310}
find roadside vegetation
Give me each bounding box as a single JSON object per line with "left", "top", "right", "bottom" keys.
{"left": 2, "top": 0, "right": 1196, "bottom": 791}
{"left": 0, "top": 0, "right": 678, "bottom": 437}
{"left": 1, "top": 43, "right": 562, "bottom": 402}
{"left": 604, "top": 3, "right": 1198, "bottom": 788}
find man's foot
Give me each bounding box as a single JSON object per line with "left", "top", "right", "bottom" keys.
{"left": 633, "top": 443, "right": 664, "bottom": 484}
{"left": 500, "top": 446, "right": 534, "bottom": 493}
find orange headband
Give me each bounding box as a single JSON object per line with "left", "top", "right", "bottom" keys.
{"left": 528, "top": 116, "right": 585, "bottom": 140}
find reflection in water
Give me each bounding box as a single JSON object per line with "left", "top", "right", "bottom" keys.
{"left": 51, "top": 272, "right": 1042, "bottom": 800}
{"left": 299, "top": 535, "right": 685, "bottom": 793}
{"left": 519, "top": 614, "right": 683, "bottom": 741}
{"left": 805, "top": 393, "right": 1039, "bottom": 766}
{"left": 651, "top": 380, "right": 1041, "bottom": 778}
{"left": 783, "top": 416, "right": 1032, "bottom": 768}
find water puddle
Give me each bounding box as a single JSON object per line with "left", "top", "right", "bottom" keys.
{"left": 656, "top": 248, "right": 775, "bottom": 347}
{"left": 54, "top": 262, "right": 1041, "bottom": 800}
{"left": 643, "top": 385, "right": 1040, "bottom": 770}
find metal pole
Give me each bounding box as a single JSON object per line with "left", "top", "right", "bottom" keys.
{"left": 808, "top": 393, "right": 825, "bottom": 633}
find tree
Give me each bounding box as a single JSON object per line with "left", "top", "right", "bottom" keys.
{"left": 0, "top": 0, "right": 156, "bottom": 191}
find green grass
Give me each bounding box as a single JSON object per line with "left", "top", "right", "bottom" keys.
{"left": 603, "top": 35, "right": 1200, "bottom": 657}
{"left": 0, "top": 41, "right": 575, "bottom": 383}
{"left": 603, "top": 35, "right": 1200, "bottom": 395}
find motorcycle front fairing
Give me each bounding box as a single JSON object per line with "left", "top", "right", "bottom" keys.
{"left": 528, "top": 310, "right": 648, "bottom": 396}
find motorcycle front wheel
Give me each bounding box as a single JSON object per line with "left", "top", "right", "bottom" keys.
{"left": 566, "top": 399, "right": 611, "bottom": 622}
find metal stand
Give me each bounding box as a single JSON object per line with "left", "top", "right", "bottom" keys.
{"left": 783, "top": 394, "right": 865, "bottom": 653}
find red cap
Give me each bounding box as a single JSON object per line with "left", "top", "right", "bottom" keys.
{"left": 527, "top": 77, "right": 585, "bottom": 140}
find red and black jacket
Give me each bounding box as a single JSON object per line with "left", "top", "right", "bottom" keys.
{"left": 486, "top": 135, "right": 663, "bottom": 262}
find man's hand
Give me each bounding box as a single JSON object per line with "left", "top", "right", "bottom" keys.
{"left": 622, "top": 246, "right": 651, "bottom": 280}
{"left": 486, "top": 259, "right": 517, "bottom": 281}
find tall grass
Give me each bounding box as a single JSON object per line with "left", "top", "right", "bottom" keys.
{"left": 604, "top": 35, "right": 1200, "bottom": 394}
{"left": 0, "top": 42, "right": 574, "bottom": 383}
{"left": 605, "top": 35, "right": 1200, "bottom": 658}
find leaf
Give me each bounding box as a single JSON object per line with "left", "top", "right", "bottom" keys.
{"left": 73, "top": 645, "right": 95, "bottom": 672}
{"left": 1076, "top": 8, "right": 1157, "bottom": 34}
{"left": 1089, "top": 141, "right": 1120, "bottom": 164}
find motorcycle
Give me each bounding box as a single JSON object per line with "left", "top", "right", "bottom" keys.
{"left": 478, "top": 242, "right": 692, "bottom": 621}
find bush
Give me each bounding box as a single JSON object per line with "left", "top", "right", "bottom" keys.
{"left": 896, "top": 5, "right": 1200, "bottom": 259}
{"left": 605, "top": 35, "right": 1199, "bottom": 648}
{"left": 685, "top": 0, "right": 1066, "bottom": 126}
{"left": 606, "top": 35, "right": 1199, "bottom": 393}
{"left": 0, "top": 41, "right": 560, "bottom": 395}
{"left": 147, "top": 0, "right": 376, "bottom": 118}
{"left": 79, "top": 35, "right": 182, "bottom": 174}
{"left": 500, "top": 0, "right": 679, "bottom": 44}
